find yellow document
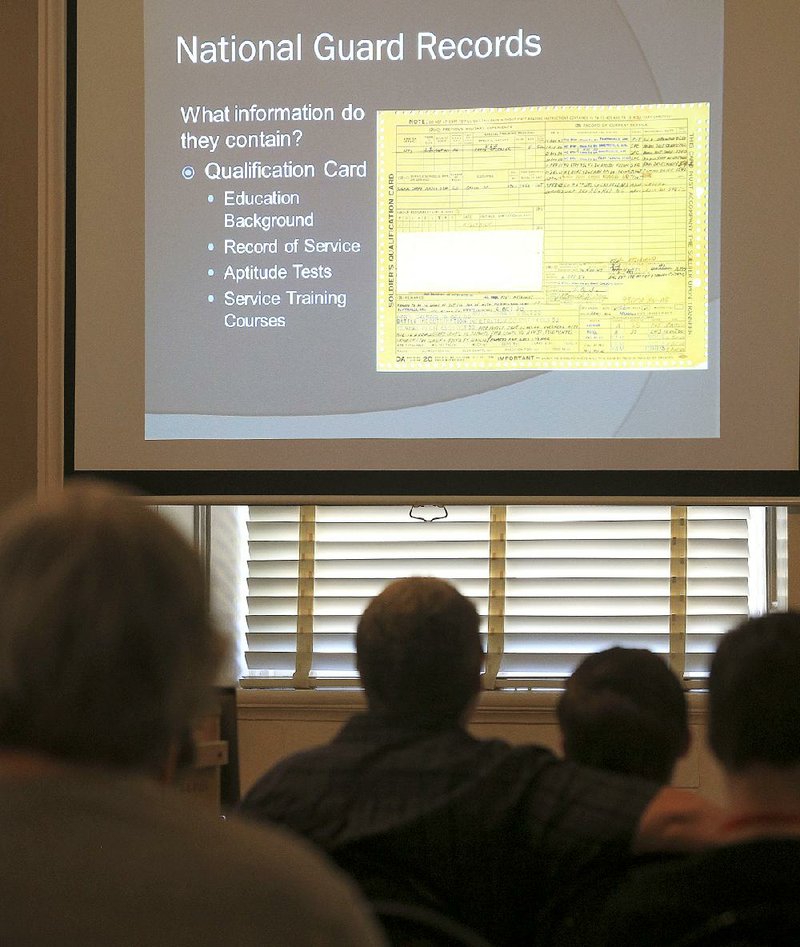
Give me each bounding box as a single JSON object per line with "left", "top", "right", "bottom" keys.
{"left": 377, "top": 104, "right": 708, "bottom": 371}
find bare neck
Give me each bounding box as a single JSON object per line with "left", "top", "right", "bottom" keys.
{"left": 723, "top": 764, "right": 800, "bottom": 840}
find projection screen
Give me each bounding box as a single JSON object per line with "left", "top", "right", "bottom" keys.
{"left": 67, "top": 0, "right": 800, "bottom": 498}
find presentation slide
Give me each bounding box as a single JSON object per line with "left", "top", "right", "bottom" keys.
{"left": 143, "top": 0, "right": 718, "bottom": 440}
{"left": 70, "top": 0, "right": 800, "bottom": 493}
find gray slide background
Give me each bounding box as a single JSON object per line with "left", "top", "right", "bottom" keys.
{"left": 144, "top": 0, "right": 722, "bottom": 440}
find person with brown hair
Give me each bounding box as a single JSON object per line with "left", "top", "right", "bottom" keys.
{"left": 241, "top": 576, "right": 722, "bottom": 946}
{"left": 0, "top": 483, "right": 383, "bottom": 947}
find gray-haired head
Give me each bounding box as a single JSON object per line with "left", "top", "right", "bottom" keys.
{"left": 0, "top": 482, "right": 226, "bottom": 774}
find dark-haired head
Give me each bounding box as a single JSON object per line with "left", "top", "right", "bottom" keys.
{"left": 709, "top": 611, "right": 800, "bottom": 772}
{"left": 557, "top": 646, "right": 689, "bottom": 783}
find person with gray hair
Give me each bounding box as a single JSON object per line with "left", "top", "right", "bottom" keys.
{"left": 0, "top": 483, "right": 383, "bottom": 947}
{"left": 241, "top": 576, "right": 723, "bottom": 947}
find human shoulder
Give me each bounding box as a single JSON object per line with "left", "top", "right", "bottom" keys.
{"left": 510, "top": 751, "right": 658, "bottom": 833}
{"left": 241, "top": 717, "right": 516, "bottom": 798}
{"left": 0, "top": 769, "right": 385, "bottom": 946}
{"left": 196, "top": 808, "right": 387, "bottom": 946}
{"left": 238, "top": 728, "right": 355, "bottom": 816}
{"left": 142, "top": 778, "right": 387, "bottom": 945}
{"left": 120, "top": 775, "right": 386, "bottom": 944}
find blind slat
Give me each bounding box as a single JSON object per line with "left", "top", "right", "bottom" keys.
{"left": 243, "top": 504, "right": 763, "bottom": 686}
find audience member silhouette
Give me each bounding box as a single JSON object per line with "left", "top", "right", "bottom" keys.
{"left": 540, "top": 648, "right": 690, "bottom": 944}
{"left": 0, "top": 483, "right": 383, "bottom": 946}
{"left": 600, "top": 611, "right": 800, "bottom": 945}
{"left": 558, "top": 646, "right": 689, "bottom": 783}
{"left": 240, "top": 576, "right": 722, "bottom": 947}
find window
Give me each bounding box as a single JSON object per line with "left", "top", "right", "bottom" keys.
{"left": 237, "top": 504, "right": 778, "bottom": 691}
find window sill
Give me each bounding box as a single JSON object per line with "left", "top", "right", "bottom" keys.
{"left": 237, "top": 686, "right": 708, "bottom": 725}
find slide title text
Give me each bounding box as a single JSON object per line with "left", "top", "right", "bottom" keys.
{"left": 177, "top": 30, "right": 542, "bottom": 64}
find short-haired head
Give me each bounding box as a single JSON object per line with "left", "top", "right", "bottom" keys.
{"left": 709, "top": 611, "right": 800, "bottom": 772}
{"left": 356, "top": 577, "right": 482, "bottom": 727}
{"left": 0, "top": 482, "right": 225, "bottom": 774}
{"left": 557, "top": 647, "right": 689, "bottom": 784}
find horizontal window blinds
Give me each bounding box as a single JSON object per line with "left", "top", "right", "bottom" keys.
{"left": 246, "top": 505, "right": 491, "bottom": 686}
{"left": 685, "top": 505, "right": 753, "bottom": 679}
{"left": 243, "top": 504, "right": 761, "bottom": 689}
